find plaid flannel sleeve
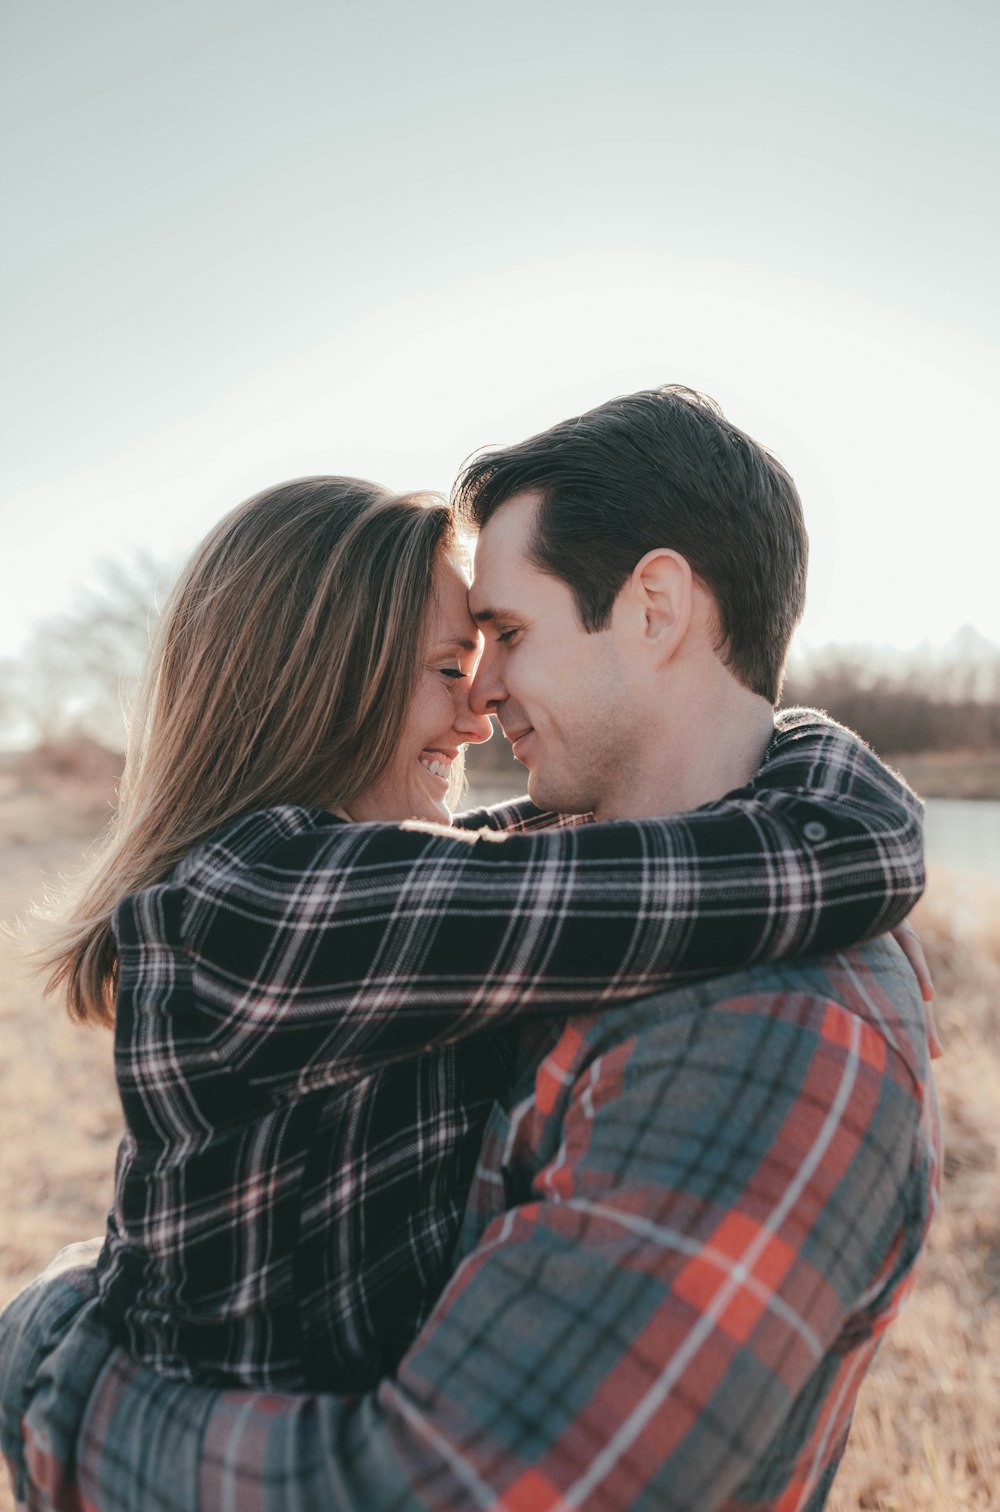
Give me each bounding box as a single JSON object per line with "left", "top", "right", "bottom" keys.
{"left": 175, "top": 709, "right": 923, "bottom": 1085}
{"left": 0, "top": 946, "right": 939, "bottom": 1512}
{"left": 452, "top": 796, "right": 590, "bottom": 833}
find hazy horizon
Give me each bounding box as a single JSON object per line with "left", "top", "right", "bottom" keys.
{"left": 3, "top": 1, "right": 997, "bottom": 659}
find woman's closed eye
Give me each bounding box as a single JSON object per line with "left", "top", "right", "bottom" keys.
{"left": 437, "top": 665, "right": 468, "bottom": 681}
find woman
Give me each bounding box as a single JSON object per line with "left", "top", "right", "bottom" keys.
{"left": 11, "top": 476, "right": 925, "bottom": 1405}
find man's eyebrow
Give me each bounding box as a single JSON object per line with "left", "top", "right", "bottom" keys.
{"left": 469, "top": 607, "right": 518, "bottom": 625}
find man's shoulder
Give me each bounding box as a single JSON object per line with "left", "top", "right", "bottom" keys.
{"left": 567, "top": 938, "right": 929, "bottom": 1092}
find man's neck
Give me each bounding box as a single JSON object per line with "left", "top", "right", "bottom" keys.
{"left": 594, "top": 679, "right": 776, "bottom": 821}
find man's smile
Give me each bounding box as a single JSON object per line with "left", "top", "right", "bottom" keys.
{"left": 500, "top": 723, "right": 534, "bottom": 761}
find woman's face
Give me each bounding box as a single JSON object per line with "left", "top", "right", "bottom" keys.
{"left": 347, "top": 552, "right": 493, "bottom": 825}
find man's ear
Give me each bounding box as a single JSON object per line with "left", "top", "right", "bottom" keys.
{"left": 629, "top": 548, "right": 693, "bottom": 663}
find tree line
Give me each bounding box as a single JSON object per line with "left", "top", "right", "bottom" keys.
{"left": 2, "top": 556, "right": 997, "bottom": 760}
{"left": 780, "top": 632, "right": 1000, "bottom": 754}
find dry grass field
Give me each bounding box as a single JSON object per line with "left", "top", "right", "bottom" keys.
{"left": 0, "top": 748, "right": 997, "bottom": 1511}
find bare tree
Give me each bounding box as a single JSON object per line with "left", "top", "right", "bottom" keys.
{"left": 6, "top": 556, "right": 999, "bottom": 765}
{"left": 15, "top": 552, "right": 176, "bottom": 750}
{"left": 782, "top": 632, "right": 1000, "bottom": 755}
{"left": 0, "top": 658, "right": 23, "bottom": 747}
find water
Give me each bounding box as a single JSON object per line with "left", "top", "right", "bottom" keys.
{"left": 925, "top": 798, "right": 1000, "bottom": 885}
{"left": 465, "top": 784, "right": 1000, "bottom": 887}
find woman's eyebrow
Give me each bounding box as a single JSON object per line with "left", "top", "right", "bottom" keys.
{"left": 431, "top": 636, "right": 479, "bottom": 653}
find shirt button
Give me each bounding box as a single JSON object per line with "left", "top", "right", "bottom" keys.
{"left": 803, "top": 821, "right": 828, "bottom": 842}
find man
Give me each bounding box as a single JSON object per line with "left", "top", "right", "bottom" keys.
{"left": 0, "top": 387, "right": 937, "bottom": 1511}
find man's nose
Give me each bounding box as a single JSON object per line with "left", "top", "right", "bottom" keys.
{"left": 469, "top": 655, "right": 506, "bottom": 718}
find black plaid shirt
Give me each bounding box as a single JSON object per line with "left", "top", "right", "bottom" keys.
{"left": 95, "top": 709, "right": 924, "bottom": 1390}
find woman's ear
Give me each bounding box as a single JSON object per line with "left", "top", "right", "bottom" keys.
{"left": 629, "top": 548, "right": 693, "bottom": 663}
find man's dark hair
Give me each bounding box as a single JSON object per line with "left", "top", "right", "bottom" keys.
{"left": 454, "top": 385, "right": 808, "bottom": 704}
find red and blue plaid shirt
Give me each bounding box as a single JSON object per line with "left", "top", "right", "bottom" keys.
{"left": 1, "top": 938, "right": 938, "bottom": 1511}
{"left": 92, "top": 710, "right": 923, "bottom": 1391}
{"left": 0, "top": 709, "right": 937, "bottom": 1509}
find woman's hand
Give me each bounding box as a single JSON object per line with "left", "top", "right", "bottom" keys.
{"left": 891, "top": 919, "right": 942, "bottom": 1059}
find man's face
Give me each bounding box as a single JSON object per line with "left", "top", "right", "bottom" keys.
{"left": 469, "top": 493, "right": 637, "bottom": 817}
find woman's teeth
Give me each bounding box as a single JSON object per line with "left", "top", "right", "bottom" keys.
{"left": 420, "top": 754, "right": 451, "bottom": 779}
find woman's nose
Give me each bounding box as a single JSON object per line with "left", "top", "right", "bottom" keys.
{"left": 454, "top": 690, "right": 493, "bottom": 745}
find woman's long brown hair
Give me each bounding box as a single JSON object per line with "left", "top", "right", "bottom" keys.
{"left": 34, "top": 476, "right": 455, "bottom": 1026}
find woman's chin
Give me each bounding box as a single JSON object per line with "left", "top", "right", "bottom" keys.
{"left": 415, "top": 795, "right": 453, "bottom": 826}
{"left": 411, "top": 763, "right": 455, "bottom": 824}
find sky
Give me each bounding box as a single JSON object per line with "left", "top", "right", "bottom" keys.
{"left": 2, "top": 0, "right": 998, "bottom": 662}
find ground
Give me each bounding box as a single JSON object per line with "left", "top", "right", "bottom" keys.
{"left": 0, "top": 747, "right": 997, "bottom": 1510}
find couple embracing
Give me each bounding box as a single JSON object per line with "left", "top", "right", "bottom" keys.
{"left": 0, "top": 385, "right": 939, "bottom": 1512}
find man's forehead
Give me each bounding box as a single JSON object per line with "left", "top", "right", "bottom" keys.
{"left": 469, "top": 492, "right": 539, "bottom": 610}
{"left": 468, "top": 553, "right": 529, "bottom": 622}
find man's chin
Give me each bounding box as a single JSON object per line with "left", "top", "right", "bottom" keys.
{"left": 525, "top": 770, "right": 564, "bottom": 815}
{"left": 526, "top": 767, "right": 596, "bottom": 817}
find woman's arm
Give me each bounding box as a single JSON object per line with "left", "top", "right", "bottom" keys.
{"left": 452, "top": 795, "right": 589, "bottom": 833}
{"left": 171, "top": 709, "right": 923, "bottom": 1090}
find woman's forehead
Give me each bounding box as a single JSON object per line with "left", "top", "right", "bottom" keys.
{"left": 427, "top": 555, "right": 479, "bottom": 645}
